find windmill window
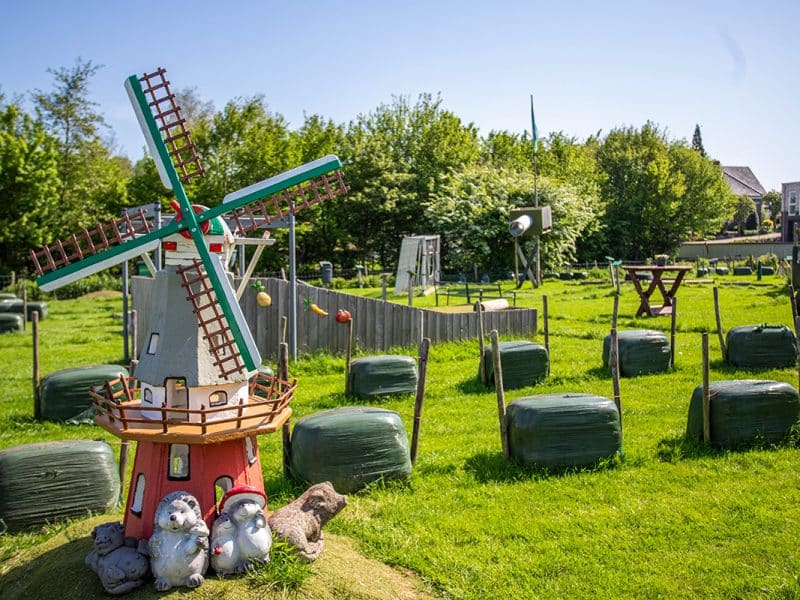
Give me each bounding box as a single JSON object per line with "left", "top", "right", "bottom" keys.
{"left": 146, "top": 333, "right": 159, "bottom": 355}
{"left": 168, "top": 444, "right": 190, "bottom": 480}
{"left": 131, "top": 473, "right": 145, "bottom": 516}
{"left": 213, "top": 335, "right": 227, "bottom": 356}
{"left": 209, "top": 390, "right": 227, "bottom": 407}
{"left": 214, "top": 476, "right": 234, "bottom": 507}
{"left": 143, "top": 387, "right": 153, "bottom": 404}
{"left": 245, "top": 436, "right": 257, "bottom": 465}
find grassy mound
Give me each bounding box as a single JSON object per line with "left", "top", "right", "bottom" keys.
{"left": 0, "top": 515, "right": 437, "bottom": 599}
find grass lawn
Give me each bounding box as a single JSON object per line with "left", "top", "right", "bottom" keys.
{"left": 1, "top": 275, "right": 799, "bottom": 599}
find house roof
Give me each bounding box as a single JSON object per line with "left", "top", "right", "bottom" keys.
{"left": 722, "top": 166, "right": 766, "bottom": 198}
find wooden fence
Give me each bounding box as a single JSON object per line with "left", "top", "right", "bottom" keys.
{"left": 132, "top": 277, "right": 538, "bottom": 361}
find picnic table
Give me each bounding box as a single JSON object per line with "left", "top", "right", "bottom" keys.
{"left": 621, "top": 265, "right": 693, "bottom": 317}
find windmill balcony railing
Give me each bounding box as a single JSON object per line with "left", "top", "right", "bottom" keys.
{"left": 89, "top": 374, "right": 296, "bottom": 443}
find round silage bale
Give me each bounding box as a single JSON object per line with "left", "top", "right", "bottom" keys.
{"left": 0, "top": 440, "right": 120, "bottom": 532}
{"left": 0, "top": 293, "right": 17, "bottom": 300}
{"left": 685, "top": 379, "right": 800, "bottom": 447}
{"left": 506, "top": 394, "right": 621, "bottom": 468}
{"left": 348, "top": 355, "right": 418, "bottom": 400}
{"left": 39, "top": 364, "right": 130, "bottom": 423}
{"left": 602, "top": 329, "right": 670, "bottom": 377}
{"left": 290, "top": 407, "right": 412, "bottom": 493}
{"left": 726, "top": 325, "right": 796, "bottom": 369}
{"left": 0, "top": 313, "right": 23, "bottom": 334}
{"left": 482, "top": 341, "right": 548, "bottom": 389}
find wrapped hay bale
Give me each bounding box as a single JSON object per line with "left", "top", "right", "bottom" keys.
{"left": 733, "top": 266, "right": 752, "bottom": 276}
{"left": 39, "top": 364, "right": 129, "bottom": 423}
{"left": 348, "top": 355, "right": 418, "bottom": 400}
{"left": 761, "top": 266, "right": 775, "bottom": 275}
{"left": 0, "top": 293, "right": 17, "bottom": 300}
{"left": 290, "top": 407, "right": 412, "bottom": 493}
{"left": 0, "top": 299, "right": 47, "bottom": 320}
{"left": 0, "top": 313, "right": 23, "bottom": 334}
{"left": 686, "top": 380, "right": 800, "bottom": 447}
{"left": 0, "top": 440, "right": 120, "bottom": 532}
{"left": 602, "top": 330, "right": 670, "bottom": 377}
{"left": 506, "top": 394, "right": 621, "bottom": 468}
{"left": 726, "top": 325, "right": 796, "bottom": 369}
{"left": 482, "top": 341, "right": 548, "bottom": 389}
{"left": 714, "top": 266, "right": 729, "bottom": 275}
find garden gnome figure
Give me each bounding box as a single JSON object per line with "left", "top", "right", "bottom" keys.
{"left": 211, "top": 484, "right": 271, "bottom": 574}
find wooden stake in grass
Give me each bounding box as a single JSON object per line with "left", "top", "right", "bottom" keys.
{"left": 477, "top": 302, "right": 486, "bottom": 384}
{"left": 610, "top": 326, "right": 622, "bottom": 432}
{"left": 32, "top": 311, "right": 40, "bottom": 420}
{"left": 789, "top": 284, "right": 798, "bottom": 322}
{"left": 670, "top": 297, "right": 677, "bottom": 369}
{"left": 281, "top": 315, "right": 288, "bottom": 345}
{"left": 344, "top": 317, "right": 354, "bottom": 396}
{"left": 490, "top": 330, "right": 510, "bottom": 459}
{"left": 702, "top": 332, "right": 711, "bottom": 444}
{"left": 713, "top": 286, "right": 727, "bottom": 362}
{"left": 612, "top": 293, "right": 619, "bottom": 331}
{"left": 543, "top": 294, "right": 550, "bottom": 375}
{"left": 279, "top": 341, "right": 292, "bottom": 478}
{"left": 410, "top": 337, "right": 430, "bottom": 465}
{"left": 22, "top": 289, "right": 27, "bottom": 332}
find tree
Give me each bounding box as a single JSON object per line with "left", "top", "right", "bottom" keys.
{"left": 0, "top": 103, "right": 60, "bottom": 272}
{"left": 762, "top": 190, "right": 783, "bottom": 223}
{"left": 692, "top": 124, "right": 706, "bottom": 157}
{"left": 426, "top": 166, "right": 598, "bottom": 273}
{"left": 734, "top": 195, "right": 755, "bottom": 234}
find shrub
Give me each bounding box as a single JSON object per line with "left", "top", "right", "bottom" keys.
{"left": 758, "top": 253, "right": 779, "bottom": 270}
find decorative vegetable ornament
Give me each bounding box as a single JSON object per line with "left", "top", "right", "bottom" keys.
{"left": 304, "top": 297, "right": 328, "bottom": 316}
{"left": 252, "top": 281, "right": 272, "bottom": 307}
{"left": 336, "top": 309, "right": 352, "bottom": 324}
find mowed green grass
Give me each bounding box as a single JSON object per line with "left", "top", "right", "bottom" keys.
{"left": 1, "top": 277, "right": 799, "bottom": 599}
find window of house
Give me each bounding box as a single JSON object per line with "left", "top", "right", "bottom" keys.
{"left": 245, "top": 436, "right": 257, "bottom": 465}
{"left": 214, "top": 476, "right": 234, "bottom": 506}
{"left": 146, "top": 333, "right": 159, "bottom": 355}
{"left": 143, "top": 387, "right": 153, "bottom": 404}
{"left": 168, "top": 444, "right": 190, "bottom": 480}
{"left": 790, "top": 192, "right": 798, "bottom": 216}
{"left": 209, "top": 390, "right": 227, "bottom": 407}
{"left": 131, "top": 474, "right": 145, "bottom": 516}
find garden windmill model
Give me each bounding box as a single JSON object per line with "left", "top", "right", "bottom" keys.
{"left": 29, "top": 67, "right": 348, "bottom": 539}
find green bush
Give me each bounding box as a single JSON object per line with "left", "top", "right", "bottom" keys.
{"left": 758, "top": 253, "right": 779, "bottom": 270}
{"left": 2, "top": 273, "right": 121, "bottom": 301}
{"left": 329, "top": 277, "right": 348, "bottom": 289}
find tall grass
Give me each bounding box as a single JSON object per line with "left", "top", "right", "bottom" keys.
{"left": 1, "top": 274, "right": 799, "bottom": 598}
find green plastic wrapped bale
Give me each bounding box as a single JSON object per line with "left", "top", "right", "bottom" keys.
{"left": 0, "top": 299, "right": 47, "bottom": 320}
{"left": 573, "top": 271, "right": 589, "bottom": 280}
{"left": 686, "top": 380, "right": 800, "bottom": 447}
{"left": 482, "top": 341, "right": 548, "bottom": 389}
{"left": 0, "top": 313, "right": 23, "bottom": 333}
{"left": 348, "top": 355, "right": 418, "bottom": 400}
{"left": 558, "top": 272, "right": 573, "bottom": 280}
{"left": 39, "top": 364, "right": 129, "bottom": 423}
{"left": 290, "top": 407, "right": 412, "bottom": 493}
{"left": 715, "top": 266, "right": 729, "bottom": 275}
{"left": 0, "top": 440, "right": 120, "bottom": 532}
{"left": 733, "top": 266, "right": 752, "bottom": 276}
{"left": 602, "top": 330, "right": 670, "bottom": 377}
{"left": 0, "top": 293, "right": 16, "bottom": 300}
{"left": 726, "top": 325, "right": 796, "bottom": 369}
{"left": 506, "top": 394, "right": 621, "bottom": 468}
{"left": 761, "top": 266, "right": 775, "bottom": 275}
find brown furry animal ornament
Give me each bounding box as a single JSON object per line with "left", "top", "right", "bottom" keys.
{"left": 267, "top": 482, "right": 348, "bottom": 561}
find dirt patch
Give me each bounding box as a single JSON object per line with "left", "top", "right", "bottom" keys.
{"left": 0, "top": 515, "right": 438, "bottom": 600}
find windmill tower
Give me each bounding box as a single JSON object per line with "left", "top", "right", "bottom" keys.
{"left": 29, "top": 68, "right": 348, "bottom": 540}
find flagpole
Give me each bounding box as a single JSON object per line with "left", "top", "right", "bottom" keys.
{"left": 531, "top": 94, "right": 540, "bottom": 287}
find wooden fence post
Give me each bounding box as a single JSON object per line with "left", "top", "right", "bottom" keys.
{"left": 543, "top": 295, "right": 550, "bottom": 374}
{"left": 410, "top": 337, "right": 430, "bottom": 465}
{"left": 32, "top": 311, "right": 40, "bottom": 420}
{"left": 22, "top": 289, "right": 27, "bottom": 332}
{"left": 702, "top": 332, "right": 711, "bottom": 444}
{"left": 670, "top": 297, "right": 677, "bottom": 369}
{"left": 491, "top": 330, "right": 509, "bottom": 459}
{"left": 610, "top": 327, "right": 622, "bottom": 432}
{"left": 344, "top": 319, "right": 354, "bottom": 396}
{"left": 713, "top": 287, "right": 726, "bottom": 362}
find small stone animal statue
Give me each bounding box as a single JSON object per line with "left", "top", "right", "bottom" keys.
{"left": 211, "top": 484, "right": 271, "bottom": 574}
{"left": 85, "top": 521, "right": 150, "bottom": 595}
{"left": 148, "top": 491, "right": 210, "bottom": 591}
{"left": 267, "top": 481, "right": 348, "bottom": 562}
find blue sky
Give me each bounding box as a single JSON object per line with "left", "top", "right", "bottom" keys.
{"left": 2, "top": 0, "right": 798, "bottom": 191}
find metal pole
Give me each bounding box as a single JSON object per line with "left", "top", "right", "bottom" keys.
{"left": 238, "top": 243, "right": 246, "bottom": 278}
{"left": 122, "top": 261, "right": 130, "bottom": 363}
{"left": 288, "top": 212, "right": 298, "bottom": 362}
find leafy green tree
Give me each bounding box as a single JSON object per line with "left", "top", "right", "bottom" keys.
{"left": 426, "top": 166, "right": 598, "bottom": 273}
{"left": 126, "top": 156, "right": 172, "bottom": 209}
{"left": 734, "top": 195, "right": 755, "bottom": 234}
{"left": 596, "top": 123, "right": 686, "bottom": 259}
{"left": 762, "top": 190, "right": 783, "bottom": 222}
{"left": 0, "top": 103, "right": 60, "bottom": 271}
{"left": 480, "top": 130, "right": 531, "bottom": 170}
{"left": 692, "top": 124, "right": 706, "bottom": 157}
